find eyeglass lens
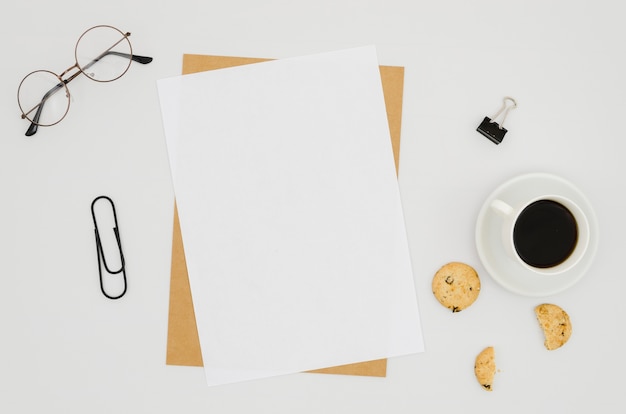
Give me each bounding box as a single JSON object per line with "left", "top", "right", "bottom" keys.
{"left": 18, "top": 71, "right": 70, "bottom": 127}
{"left": 75, "top": 26, "right": 132, "bottom": 82}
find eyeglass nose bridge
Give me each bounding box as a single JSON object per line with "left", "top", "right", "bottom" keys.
{"left": 58, "top": 62, "right": 83, "bottom": 85}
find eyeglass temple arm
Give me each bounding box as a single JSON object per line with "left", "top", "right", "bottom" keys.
{"left": 25, "top": 52, "right": 153, "bottom": 136}
{"left": 83, "top": 51, "right": 153, "bottom": 71}
{"left": 106, "top": 51, "right": 153, "bottom": 64}
{"left": 24, "top": 81, "right": 67, "bottom": 136}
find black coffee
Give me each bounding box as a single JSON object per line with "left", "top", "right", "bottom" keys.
{"left": 513, "top": 200, "right": 578, "bottom": 269}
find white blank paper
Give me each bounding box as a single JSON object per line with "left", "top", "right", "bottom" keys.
{"left": 157, "top": 46, "right": 424, "bottom": 387}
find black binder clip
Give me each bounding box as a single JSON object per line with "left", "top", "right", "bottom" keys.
{"left": 477, "top": 97, "right": 517, "bottom": 144}
{"left": 91, "top": 196, "right": 127, "bottom": 299}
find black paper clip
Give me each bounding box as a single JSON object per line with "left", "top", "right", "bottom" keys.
{"left": 91, "top": 196, "right": 127, "bottom": 299}
{"left": 477, "top": 97, "right": 517, "bottom": 144}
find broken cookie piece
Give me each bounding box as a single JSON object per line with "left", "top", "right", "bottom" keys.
{"left": 474, "top": 346, "right": 496, "bottom": 391}
{"left": 534, "top": 303, "right": 572, "bottom": 350}
{"left": 432, "top": 262, "right": 481, "bottom": 312}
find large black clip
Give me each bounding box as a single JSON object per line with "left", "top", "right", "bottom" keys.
{"left": 91, "top": 195, "right": 127, "bottom": 299}
{"left": 477, "top": 97, "right": 517, "bottom": 144}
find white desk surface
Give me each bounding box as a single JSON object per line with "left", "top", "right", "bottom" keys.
{"left": 1, "top": 1, "right": 624, "bottom": 413}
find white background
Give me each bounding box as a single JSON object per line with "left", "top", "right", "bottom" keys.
{"left": 1, "top": 1, "right": 624, "bottom": 413}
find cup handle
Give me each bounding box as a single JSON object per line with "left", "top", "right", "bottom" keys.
{"left": 491, "top": 199, "right": 514, "bottom": 217}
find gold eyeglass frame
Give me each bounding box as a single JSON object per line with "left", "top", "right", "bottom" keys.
{"left": 17, "top": 25, "right": 153, "bottom": 136}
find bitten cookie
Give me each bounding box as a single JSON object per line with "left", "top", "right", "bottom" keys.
{"left": 474, "top": 346, "right": 496, "bottom": 391}
{"left": 432, "top": 262, "right": 481, "bottom": 312}
{"left": 534, "top": 303, "right": 572, "bottom": 350}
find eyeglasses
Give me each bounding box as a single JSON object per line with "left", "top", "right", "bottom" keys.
{"left": 17, "top": 25, "right": 153, "bottom": 136}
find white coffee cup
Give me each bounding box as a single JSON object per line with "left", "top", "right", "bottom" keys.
{"left": 490, "top": 195, "right": 590, "bottom": 275}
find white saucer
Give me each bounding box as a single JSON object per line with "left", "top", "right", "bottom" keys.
{"left": 475, "top": 172, "right": 599, "bottom": 297}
